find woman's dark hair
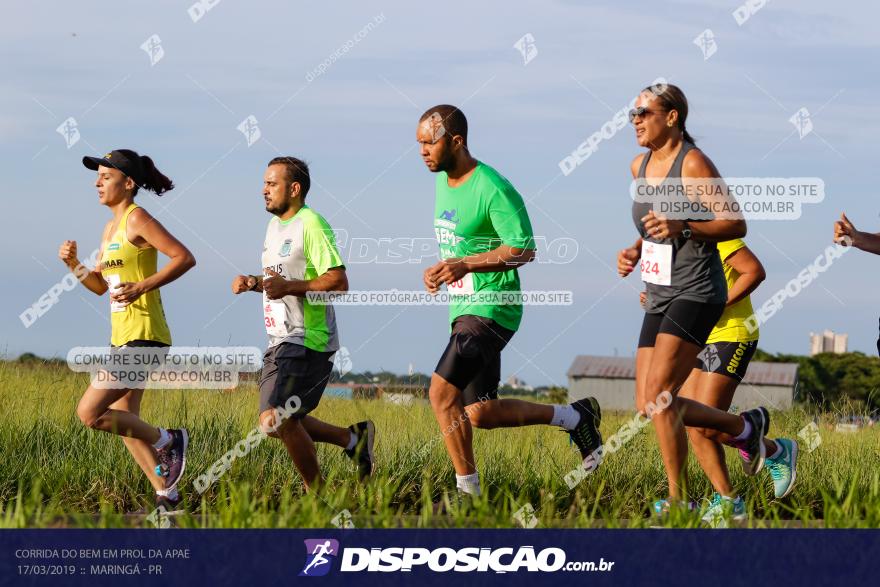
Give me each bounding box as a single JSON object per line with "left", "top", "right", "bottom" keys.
{"left": 118, "top": 149, "right": 174, "bottom": 196}
{"left": 642, "top": 83, "right": 696, "bottom": 144}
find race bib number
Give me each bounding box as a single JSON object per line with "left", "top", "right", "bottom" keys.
{"left": 263, "top": 299, "right": 288, "bottom": 337}
{"left": 106, "top": 274, "right": 127, "bottom": 313}
{"left": 640, "top": 242, "right": 672, "bottom": 286}
{"left": 447, "top": 272, "right": 474, "bottom": 295}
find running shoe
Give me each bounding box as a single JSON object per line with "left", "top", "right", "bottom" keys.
{"left": 155, "top": 428, "right": 188, "bottom": 491}
{"left": 765, "top": 438, "right": 799, "bottom": 498}
{"left": 431, "top": 490, "right": 475, "bottom": 516}
{"left": 343, "top": 420, "right": 375, "bottom": 479}
{"left": 128, "top": 494, "right": 183, "bottom": 516}
{"left": 569, "top": 397, "right": 603, "bottom": 468}
{"left": 737, "top": 407, "right": 769, "bottom": 476}
{"left": 154, "top": 494, "right": 184, "bottom": 515}
{"left": 701, "top": 493, "right": 746, "bottom": 527}
{"left": 701, "top": 493, "right": 746, "bottom": 528}
{"left": 147, "top": 495, "right": 184, "bottom": 528}
{"left": 652, "top": 498, "right": 698, "bottom": 516}
{"left": 129, "top": 494, "right": 185, "bottom": 529}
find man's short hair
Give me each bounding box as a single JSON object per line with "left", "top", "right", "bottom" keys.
{"left": 419, "top": 105, "right": 467, "bottom": 145}
{"left": 268, "top": 156, "right": 310, "bottom": 197}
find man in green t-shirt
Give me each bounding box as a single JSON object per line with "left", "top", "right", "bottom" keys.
{"left": 230, "top": 156, "right": 376, "bottom": 490}
{"left": 417, "top": 106, "right": 604, "bottom": 500}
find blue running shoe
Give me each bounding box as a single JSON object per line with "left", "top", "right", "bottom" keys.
{"left": 653, "top": 498, "right": 698, "bottom": 517}
{"left": 765, "top": 438, "right": 798, "bottom": 498}
{"left": 701, "top": 493, "right": 746, "bottom": 528}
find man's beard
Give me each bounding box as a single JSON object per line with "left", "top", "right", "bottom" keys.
{"left": 433, "top": 151, "right": 456, "bottom": 173}
{"left": 266, "top": 199, "right": 290, "bottom": 215}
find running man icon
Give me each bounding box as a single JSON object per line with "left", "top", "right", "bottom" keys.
{"left": 300, "top": 539, "right": 340, "bottom": 577}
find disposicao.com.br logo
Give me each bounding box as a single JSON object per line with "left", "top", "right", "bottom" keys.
{"left": 300, "top": 539, "right": 614, "bottom": 575}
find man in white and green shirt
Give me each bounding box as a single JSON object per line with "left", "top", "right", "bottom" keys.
{"left": 417, "top": 106, "right": 603, "bottom": 500}
{"left": 231, "top": 156, "right": 375, "bottom": 489}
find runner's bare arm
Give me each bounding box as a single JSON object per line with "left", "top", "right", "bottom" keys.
{"left": 618, "top": 239, "right": 642, "bottom": 277}
{"left": 263, "top": 267, "right": 347, "bottom": 300}
{"left": 630, "top": 153, "right": 645, "bottom": 179}
{"left": 641, "top": 151, "right": 745, "bottom": 241}
{"left": 428, "top": 245, "right": 535, "bottom": 285}
{"left": 425, "top": 245, "right": 534, "bottom": 287}
{"left": 58, "top": 222, "right": 111, "bottom": 295}
{"left": 624, "top": 155, "right": 645, "bottom": 262}
{"left": 117, "top": 208, "right": 196, "bottom": 302}
{"left": 723, "top": 245, "right": 766, "bottom": 306}
{"left": 462, "top": 245, "right": 535, "bottom": 273}
{"left": 232, "top": 274, "right": 263, "bottom": 293}
{"left": 853, "top": 234, "right": 880, "bottom": 253}
{"left": 835, "top": 213, "right": 880, "bottom": 254}
{"left": 678, "top": 150, "right": 746, "bottom": 242}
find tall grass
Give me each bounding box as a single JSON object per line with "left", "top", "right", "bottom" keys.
{"left": 1, "top": 360, "right": 878, "bottom": 528}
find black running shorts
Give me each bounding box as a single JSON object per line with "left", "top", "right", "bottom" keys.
{"left": 112, "top": 339, "right": 170, "bottom": 349}
{"left": 638, "top": 299, "right": 726, "bottom": 348}
{"left": 434, "top": 315, "right": 515, "bottom": 407}
{"left": 696, "top": 340, "right": 758, "bottom": 381}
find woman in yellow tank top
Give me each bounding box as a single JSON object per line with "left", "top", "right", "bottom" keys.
{"left": 58, "top": 149, "right": 196, "bottom": 515}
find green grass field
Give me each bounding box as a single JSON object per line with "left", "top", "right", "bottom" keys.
{"left": 1, "top": 360, "right": 878, "bottom": 528}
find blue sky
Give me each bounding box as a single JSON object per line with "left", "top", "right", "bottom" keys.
{"left": 2, "top": 0, "right": 879, "bottom": 386}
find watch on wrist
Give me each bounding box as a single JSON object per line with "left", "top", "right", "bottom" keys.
{"left": 247, "top": 275, "right": 259, "bottom": 291}
{"left": 681, "top": 222, "right": 692, "bottom": 239}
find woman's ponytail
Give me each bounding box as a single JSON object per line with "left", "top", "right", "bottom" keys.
{"left": 681, "top": 127, "right": 696, "bottom": 145}
{"left": 139, "top": 155, "right": 174, "bottom": 196}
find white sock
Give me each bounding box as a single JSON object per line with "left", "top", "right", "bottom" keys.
{"left": 156, "top": 487, "right": 178, "bottom": 500}
{"left": 346, "top": 431, "right": 358, "bottom": 450}
{"left": 153, "top": 428, "right": 171, "bottom": 450}
{"left": 768, "top": 441, "right": 782, "bottom": 459}
{"left": 551, "top": 405, "right": 581, "bottom": 430}
{"left": 734, "top": 419, "right": 752, "bottom": 442}
{"left": 456, "top": 472, "right": 481, "bottom": 496}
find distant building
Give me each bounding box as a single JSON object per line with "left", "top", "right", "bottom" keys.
{"left": 506, "top": 375, "right": 533, "bottom": 391}
{"left": 809, "top": 330, "right": 848, "bottom": 356}
{"left": 567, "top": 355, "right": 798, "bottom": 411}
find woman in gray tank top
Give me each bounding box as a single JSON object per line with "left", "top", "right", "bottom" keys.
{"left": 616, "top": 83, "right": 771, "bottom": 516}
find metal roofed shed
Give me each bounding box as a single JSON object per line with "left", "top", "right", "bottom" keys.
{"left": 567, "top": 355, "right": 798, "bottom": 411}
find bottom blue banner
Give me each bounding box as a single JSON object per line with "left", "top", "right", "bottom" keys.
{"left": 1, "top": 529, "right": 876, "bottom": 586}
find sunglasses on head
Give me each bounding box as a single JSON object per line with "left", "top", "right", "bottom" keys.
{"left": 628, "top": 106, "right": 668, "bottom": 123}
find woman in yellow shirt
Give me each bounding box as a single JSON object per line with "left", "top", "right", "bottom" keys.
{"left": 58, "top": 149, "right": 196, "bottom": 514}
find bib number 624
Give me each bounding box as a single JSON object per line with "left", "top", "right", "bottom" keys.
{"left": 640, "top": 259, "right": 660, "bottom": 277}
